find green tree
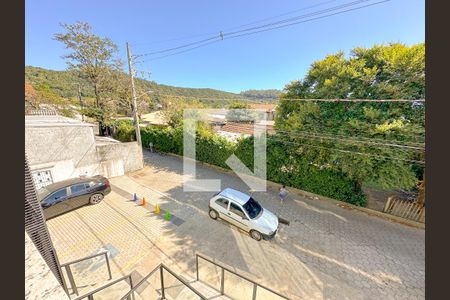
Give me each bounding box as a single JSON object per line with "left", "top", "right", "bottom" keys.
{"left": 54, "top": 22, "right": 124, "bottom": 134}
{"left": 276, "top": 43, "right": 425, "bottom": 191}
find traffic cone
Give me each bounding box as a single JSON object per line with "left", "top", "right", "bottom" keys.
{"left": 155, "top": 203, "right": 160, "bottom": 214}
{"left": 133, "top": 193, "right": 137, "bottom": 202}
{"left": 142, "top": 197, "right": 146, "bottom": 207}
{"left": 165, "top": 210, "right": 170, "bottom": 221}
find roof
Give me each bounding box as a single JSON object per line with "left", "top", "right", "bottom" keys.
{"left": 37, "top": 175, "right": 105, "bottom": 199}
{"left": 248, "top": 103, "right": 277, "bottom": 111}
{"left": 219, "top": 188, "right": 250, "bottom": 205}
{"left": 25, "top": 115, "right": 95, "bottom": 128}
{"left": 220, "top": 122, "right": 276, "bottom": 135}
{"left": 141, "top": 111, "right": 168, "bottom": 125}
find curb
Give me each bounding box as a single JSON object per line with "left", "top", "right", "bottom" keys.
{"left": 144, "top": 149, "right": 425, "bottom": 230}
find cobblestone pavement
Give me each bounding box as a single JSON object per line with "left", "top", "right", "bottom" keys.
{"left": 129, "top": 151, "right": 425, "bottom": 300}
{"left": 46, "top": 150, "right": 424, "bottom": 299}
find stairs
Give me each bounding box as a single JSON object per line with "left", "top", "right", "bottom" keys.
{"left": 68, "top": 254, "right": 288, "bottom": 300}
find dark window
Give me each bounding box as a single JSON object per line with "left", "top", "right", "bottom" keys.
{"left": 88, "top": 181, "right": 97, "bottom": 188}
{"left": 243, "top": 197, "right": 262, "bottom": 219}
{"left": 44, "top": 188, "right": 67, "bottom": 205}
{"left": 230, "top": 202, "right": 246, "bottom": 218}
{"left": 71, "top": 183, "right": 87, "bottom": 194}
{"left": 215, "top": 198, "right": 229, "bottom": 209}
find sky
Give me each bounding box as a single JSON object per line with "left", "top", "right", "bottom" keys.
{"left": 25, "top": 0, "right": 424, "bottom": 93}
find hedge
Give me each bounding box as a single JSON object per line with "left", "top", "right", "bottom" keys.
{"left": 114, "top": 123, "right": 367, "bottom": 206}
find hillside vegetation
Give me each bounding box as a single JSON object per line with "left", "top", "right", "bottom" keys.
{"left": 25, "top": 66, "right": 262, "bottom": 105}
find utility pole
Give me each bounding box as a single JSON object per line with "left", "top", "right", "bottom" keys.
{"left": 126, "top": 42, "right": 142, "bottom": 147}
{"left": 77, "top": 83, "right": 84, "bottom": 121}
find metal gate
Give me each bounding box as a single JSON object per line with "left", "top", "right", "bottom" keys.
{"left": 32, "top": 169, "right": 54, "bottom": 190}
{"left": 25, "top": 156, "right": 67, "bottom": 292}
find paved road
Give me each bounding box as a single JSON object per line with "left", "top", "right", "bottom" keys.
{"left": 129, "top": 151, "right": 424, "bottom": 300}
{"left": 47, "top": 150, "right": 424, "bottom": 299}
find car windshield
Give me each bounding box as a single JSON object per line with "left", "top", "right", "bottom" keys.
{"left": 37, "top": 187, "right": 51, "bottom": 201}
{"left": 243, "top": 197, "right": 262, "bottom": 219}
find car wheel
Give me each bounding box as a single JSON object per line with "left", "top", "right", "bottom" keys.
{"left": 90, "top": 193, "right": 104, "bottom": 205}
{"left": 250, "top": 230, "right": 262, "bottom": 241}
{"left": 209, "top": 209, "right": 218, "bottom": 220}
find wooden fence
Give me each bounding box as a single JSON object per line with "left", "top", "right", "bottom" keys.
{"left": 383, "top": 197, "right": 425, "bottom": 223}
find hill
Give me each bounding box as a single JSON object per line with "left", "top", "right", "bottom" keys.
{"left": 25, "top": 66, "right": 255, "bottom": 105}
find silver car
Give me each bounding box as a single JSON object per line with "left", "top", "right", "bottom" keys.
{"left": 208, "top": 188, "right": 279, "bottom": 241}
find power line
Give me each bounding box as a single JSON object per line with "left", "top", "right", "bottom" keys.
{"left": 131, "top": 0, "right": 338, "bottom": 47}
{"left": 135, "top": 0, "right": 391, "bottom": 60}
{"left": 225, "top": 0, "right": 371, "bottom": 36}
{"left": 224, "top": 0, "right": 389, "bottom": 40}
{"left": 265, "top": 135, "right": 425, "bottom": 164}
{"left": 142, "top": 92, "right": 425, "bottom": 103}
{"left": 249, "top": 125, "right": 425, "bottom": 150}
{"left": 277, "top": 98, "right": 425, "bottom": 103}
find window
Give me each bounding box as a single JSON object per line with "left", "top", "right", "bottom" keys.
{"left": 243, "top": 197, "right": 262, "bottom": 219}
{"left": 87, "top": 181, "right": 97, "bottom": 188}
{"left": 71, "top": 183, "right": 86, "bottom": 194}
{"left": 44, "top": 188, "right": 67, "bottom": 206}
{"left": 230, "top": 202, "right": 246, "bottom": 218}
{"left": 215, "top": 198, "right": 229, "bottom": 209}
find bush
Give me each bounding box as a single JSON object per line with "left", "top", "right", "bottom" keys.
{"left": 112, "top": 120, "right": 135, "bottom": 142}
{"left": 134, "top": 125, "right": 367, "bottom": 206}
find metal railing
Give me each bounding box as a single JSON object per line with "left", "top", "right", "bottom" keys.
{"left": 196, "top": 253, "right": 290, "bottom": 300}
{"left": 25, "top": 108, "right": 58, "bottom": 115}
{"left": 60, "top": 250, "right": 112, "bottom": 296}
{"left": 120, "top": 263, "right": 207, "bottom": 300}
{"left": 73, "top": 273, "right": 134, "bottom": 300}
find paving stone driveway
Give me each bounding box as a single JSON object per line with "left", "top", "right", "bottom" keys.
{"left": 46, "top": 150, "right": 424, "bottom": 300}
{"left": 130, "top": 151, "right": 425, "bottom": 300}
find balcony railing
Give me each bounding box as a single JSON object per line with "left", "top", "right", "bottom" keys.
{"left": 196, "top": 253, "right": 290, "bottom": 300}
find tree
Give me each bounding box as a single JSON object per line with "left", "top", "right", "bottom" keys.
{"left": 276, "top": 43, "right": 425, "bottom": 191}
{"left": 54, "top": 22, "right": 124, "bottom": 134}
{"left": 225, "top": 102, "right": 255, "bottom": 122}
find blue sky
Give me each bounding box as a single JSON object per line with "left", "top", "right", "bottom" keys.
{"left": 26, "top": 0, "right": 424, "bottom": 93}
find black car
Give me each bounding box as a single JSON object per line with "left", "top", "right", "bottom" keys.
{"left": 37, "top": 175, "right": 111, "bottom": 220}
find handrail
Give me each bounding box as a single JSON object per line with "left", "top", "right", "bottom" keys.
{"left": 60, "top": 250, "right": 109, "bottom": 267}
{"left": 120, "top": 263, "right": 208, "bottom": 300}
{"left": 196, "top": 253, "right": 290, "bottom": 300}
{"left": 119, "top": 263, "right": 162, "bottom": 300}
{"left": 72, "top": 273, "right": 134, "bottom": 300}
{"left": 60, "top": 250, "right": 112, "bottom": 296}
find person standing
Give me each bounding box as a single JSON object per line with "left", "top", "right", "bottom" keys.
{"left": 279, "top": 185, "right": 288, "bottom": 203}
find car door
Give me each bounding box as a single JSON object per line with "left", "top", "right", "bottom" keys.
{"left": 68, "top": 183, "right": 90, "bottom": 209}
{"left": 227, "top": 201, "right": 251, "bottom": 231}
{"left": 41, "top": 187, "right": 70, "bottom": 219}
{"left": 214, "top": 198, "right": 230, "bottom": 218}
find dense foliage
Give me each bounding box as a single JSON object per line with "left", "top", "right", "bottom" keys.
{"left": 277, "top": 43, "right": 425, "bottom": 190}
{"left": 240, "top": 89, "right": 281, "bottom": 100}
{"left": 114, "top": 123, "right": 366, "bottom": 206}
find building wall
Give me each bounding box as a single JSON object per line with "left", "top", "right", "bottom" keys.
{"left": 96, "top": 142, "right": 143, "bottom": 177}
{"left": 25, "top": 125, "right": 143, "bottom": 186}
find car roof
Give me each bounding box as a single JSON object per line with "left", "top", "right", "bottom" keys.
{"left": 218, "top": 188, "right": 250, "bottom": 205}
{"left": 41, "top": 175, "right": 103, "bottom": 192}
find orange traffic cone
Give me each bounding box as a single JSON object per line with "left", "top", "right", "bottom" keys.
{"left": 155, "top": 203, "right": 160, "bottom": 214}
{"left": 142, "top": 197, "right": 146, "bottom": 206}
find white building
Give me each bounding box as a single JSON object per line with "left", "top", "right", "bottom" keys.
{"left": 25, "top": 115, "right": 143, "bottom": 189}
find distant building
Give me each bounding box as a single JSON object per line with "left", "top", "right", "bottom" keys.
{"left": 248, "top": 103, "right": 277, "bottom": 121}
{"left": 25, "top": 115, "right": 143, "bottom": 189}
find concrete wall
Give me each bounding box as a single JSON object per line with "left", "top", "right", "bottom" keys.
{"left": 96, "top": 142, "right": 143, "bottom": 178}
{"left": 26, "top": 126, "right": 99, "bottom": 182}
{"left": 25, "top": 125, "right": 143, "bottom": 184}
